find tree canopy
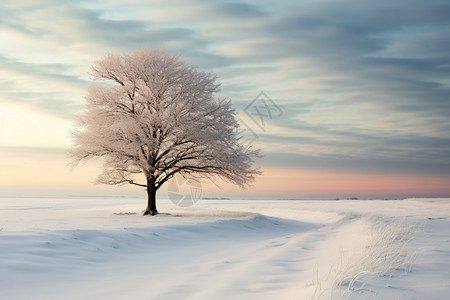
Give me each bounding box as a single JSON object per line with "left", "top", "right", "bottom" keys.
{"left": 70, "top": 47, "right": 260, "bottom": 215}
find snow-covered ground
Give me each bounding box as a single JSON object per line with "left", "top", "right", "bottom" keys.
{"left": 0, "top": 198, "right": 449, "bottom": 299}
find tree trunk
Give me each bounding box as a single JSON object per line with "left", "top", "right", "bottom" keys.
{"left": 143, "top": 181, "right": 158, "bottom": 216}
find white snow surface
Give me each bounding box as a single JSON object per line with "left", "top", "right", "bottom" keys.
{"left": 0, "top": 198, "right": 449, "bottom": 299}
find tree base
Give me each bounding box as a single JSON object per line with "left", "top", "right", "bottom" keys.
{"left": 142, "top": 209, "right": 159, "bottom": 216}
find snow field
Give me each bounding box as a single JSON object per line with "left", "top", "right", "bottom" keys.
{"left": 0, "top": 198, "right": 449, "bottom": 299}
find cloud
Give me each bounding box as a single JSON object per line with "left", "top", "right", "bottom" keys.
{"left": 230, "top": 0, "right": 450, "bottom": 165}
{"left": 0, "top": 55, "right": 87, "bottom": 118}
{"left": 1, "top": 0, "right": 449, "bottom": 183}
{"left": 209, "top": 1, "right": 267, "bottom": 19}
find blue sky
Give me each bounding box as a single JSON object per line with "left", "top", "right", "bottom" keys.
{"left": 1, "top": 0, "right": 449, "bottom": 199}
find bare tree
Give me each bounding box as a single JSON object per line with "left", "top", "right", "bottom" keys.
{"left": 70, "top": 47, "right": 260, "bottom": 215}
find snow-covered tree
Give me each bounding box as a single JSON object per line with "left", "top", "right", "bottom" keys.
{"left": 70, "top": 47, "right": 260, "bottom": 215}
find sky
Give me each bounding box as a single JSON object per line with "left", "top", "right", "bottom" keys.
{"left": 1, "top": 0, "right": 450, "bottom": 200}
